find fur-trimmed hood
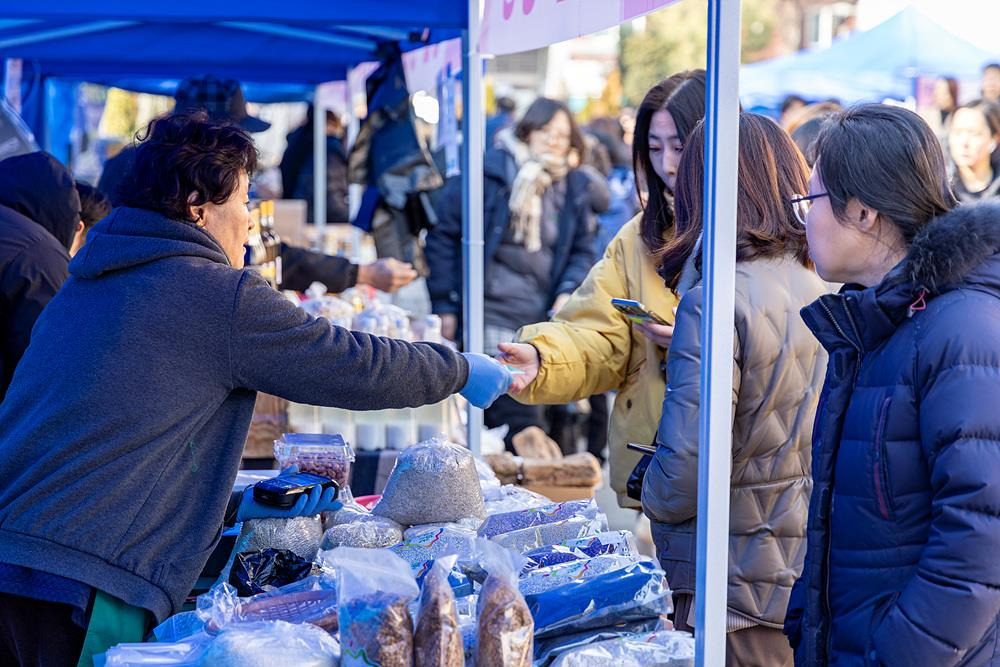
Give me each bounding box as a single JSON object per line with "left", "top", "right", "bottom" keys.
{"left": 905, "top": 201, "right": 1000, "bottom": 295}
{"left": 803, "top": 202, "right": 1000, "bottom": 354}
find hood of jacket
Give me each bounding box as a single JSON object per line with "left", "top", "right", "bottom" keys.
{"left": 0, "top": 152, "right": 81, "bottom": 251}
{"left": 804, "top": 202, "right": 1000, "bottom": 354}
{"left": 69, "top": 206, "right": 231, "bottom": 280}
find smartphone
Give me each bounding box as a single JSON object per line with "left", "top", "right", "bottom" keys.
{"left": 611, "top": 298, "right": 669, "bottom": 326}
{"left": 252, "top": 472, "right": 338, "bottom": 509}
{"left": 626, "top": 442, "right": 658, "bottom": 455}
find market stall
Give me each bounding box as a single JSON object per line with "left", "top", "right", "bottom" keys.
{"left": 103, "top": 436, "right": 695, "bottom": 666}
{"left": 1, "top": 0, "right": 744, "bottom": 663}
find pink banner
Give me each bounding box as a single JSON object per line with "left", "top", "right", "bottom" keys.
{"left": 403, "top": 38, "right": 463, "bottom": 93}
{"left": 480, "top": 0, "right": 680, "bottom": 55}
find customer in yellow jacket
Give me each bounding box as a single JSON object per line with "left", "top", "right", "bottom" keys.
{"left": 500, "top": 71, "right": 706, "bottom": 508}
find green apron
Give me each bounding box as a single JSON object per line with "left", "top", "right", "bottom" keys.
{"left": 75, "top": 590, "right": 150, "bottom": 667}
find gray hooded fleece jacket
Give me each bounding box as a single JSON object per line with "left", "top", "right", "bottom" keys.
{"left": 0, "top": 206, "right": 468, "bottom": 622}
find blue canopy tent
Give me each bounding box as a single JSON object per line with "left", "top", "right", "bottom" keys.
{"left": 740, "top": 6, "right": 997, "bottom": 109}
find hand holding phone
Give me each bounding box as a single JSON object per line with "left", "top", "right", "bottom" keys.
{"left": 611, "top": 298, "right": 669, "bottom": 325}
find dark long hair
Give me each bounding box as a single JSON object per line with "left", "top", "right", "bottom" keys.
{"left": 633, "top": 70, "right": 706, "bottom": 254}
{"left": 815, "top": 104, "right": 957, "bottom": 245}
{"left": 658, "top": 113, "right": 811, "bottom": 290}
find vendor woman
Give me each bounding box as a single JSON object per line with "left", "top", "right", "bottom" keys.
{"left": 0, "top": 111, "right": 510, "bottom": 666}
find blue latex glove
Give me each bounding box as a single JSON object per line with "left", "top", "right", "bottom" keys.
{"left": 237, "top": 477, "right": 342, "bottom": 521}
{"left": 459, "top": 352, "right": 513, "bottom": 409}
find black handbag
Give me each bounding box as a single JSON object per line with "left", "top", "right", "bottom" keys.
{"left": 626, "top": 453, "right": 653, "bottom": 502}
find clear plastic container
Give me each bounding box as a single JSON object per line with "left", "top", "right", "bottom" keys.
{"left": 273, "top": 433, "right": 356, "bottom": 488}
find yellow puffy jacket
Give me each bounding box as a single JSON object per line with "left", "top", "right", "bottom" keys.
{"left": 515, "top": 215, "right": 678, "bottom": 508}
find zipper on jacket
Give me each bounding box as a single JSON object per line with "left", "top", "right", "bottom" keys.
{"left": 820, "top": 293, "right": 863, "bottom": 662}
{"left": 819, "top": 298, "right": 861, "bottom": 353}
{"left": 872, "top": 396, "right": 894, "bottom": 520}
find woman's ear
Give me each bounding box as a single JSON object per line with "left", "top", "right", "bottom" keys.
{"left": 186, "top": 192, "right": 203, "bottom": 224}
{"left": 847, "top": 198, "right": 881, "bottom": 235}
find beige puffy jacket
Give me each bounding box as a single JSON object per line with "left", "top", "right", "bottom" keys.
{"left": 642, "top": 254, "right": 828, "bottom": 628}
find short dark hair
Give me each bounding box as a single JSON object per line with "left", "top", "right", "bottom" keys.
{"left": 814, "top": 104, "right": 957, "bottom": 245}
{"left": 781, "top": 94, "right": 808, "bottom": 114}
{"left": 633, "top": 70, "right": 707, "bottom": 254}
{"left": 514, "top": 97, "right": 586, "bottom": 158}
{"left": 791, "top": 117, "right": 826, "bottom": 167}
{"left": 119, "top": 111, "right": 258, "bottom": 222}
{"left": 983, "top": 63, "right": 1000, "bottom": 74}
{"left": 496, "top": 96, "right": 516, "bottom": 114}
{"left": 659, "top": 113, "right": 811, "bottom": 289}
{"left": 75, "top": 181, "right": 111, "bottom": 228}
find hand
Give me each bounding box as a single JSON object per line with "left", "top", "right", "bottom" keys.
{"left": 496, "top": 342, "right": 539, "bottom": 395}
{"left": 440, "top": 313, "right": 458, "bottom": 341}
{"left": 459, "top": 352, "right": 513, "bottom": 409}
{"left": 237, "top": 477, "right": 342, "bottom": 522}
{"left": 634, "top": 321, "right": 675, "bottom": 348}
{"left": 357, "top": 258, "right": 418, "bottom": 293}
{"left": 549, "top": 293, "right": 571, "bottom": 317}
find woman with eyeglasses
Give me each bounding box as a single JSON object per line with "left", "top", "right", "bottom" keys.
{"left": 426, "top": 97, "right": 607, "bottom": 448}
{"left": 640, "top": 112, "right": 827, "bottom": 666}
{"left": 784, "top": 104, "right": 1000, "bottom": 666}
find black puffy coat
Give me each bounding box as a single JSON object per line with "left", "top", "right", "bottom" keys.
{"left": 0, "top": 152, "right": 80, "bottom": 400}
{"left": 787, "top": 202, "right": 1000, "bottom": 666}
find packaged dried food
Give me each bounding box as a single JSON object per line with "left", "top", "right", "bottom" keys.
{"left": 482, "top": 483, "right": 552, "bottom": 513}
{"left": 414, "top": 556, "right": 464, "bottom": 667}
{"left": 229, "top": 548, "right": 315, "bottom": 596}
{"left": 390, "top": 524, "right": 478, "bottom": 567}
{"left": 533, "top": 618, "right": 673, "bottom": 667}
{"left": 490, "top": 515, "right": 607, "bottom": 553}
{"left": 412, "top": 559, "right": 473, "bottom": 598}
{"left": 475, "top": 541, "right": 533, "bottom": 667}
{"left": 521, "top": 531, "right": 639, "bottom": 573}
{"left": 518, "top": 554, "right": 640, "bottom": 596}
{"left": 478, "top": 499, "right": 603, "bottom": 538}
{"left": 327, "top": 547, "right": 419, "bottom": 667}
{"left": 550, "top": 628, "right": 695, "bottom": 667}
{"left": 473, "top": 456, "right": 502, "bottom": 494}
{"left": 320, "top": 516, "right": 404, "bottom": 550}
{"left": 274, "top": 433, "right": 355, "bottom": 488}
{"left": 525, "top": 559, "right": 673, "bottom": 639}
{"left": 104, "top": 636, "right": 209, "bottom": 666}
{"left": 198, "top": 620, "right": 339, "bottom": 667}
{"left": 402, "top": 517, "right": 482, "bottom": 540}
{"left": 197, "top": 579, "right": 338, "bottom": 635}
{"left": 238, "top": 516, "right": 323, "bottom": 561}
{"left": 321, "top": 488, "right": 368, "bottom": 530}
{"left": 373, "top": 438, "right": 485, "bottom": 526}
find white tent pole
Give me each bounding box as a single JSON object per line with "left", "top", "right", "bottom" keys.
{"left": 461, "top": 0, "right": 484, "bottom": 456}
{"left": 312, "top": 89, "right": 327, "bottom": 251}
{"left": 695, "top": 0, "right": 741, "bottom": 665}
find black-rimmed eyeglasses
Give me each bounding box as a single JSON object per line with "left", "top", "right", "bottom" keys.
{"left": 790, "top": 193, "right": 828, "bottom": 225}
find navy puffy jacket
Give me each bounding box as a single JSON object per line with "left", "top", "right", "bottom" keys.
{"left": 787, "top": 202, "right": 1000, "bottom": 666}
